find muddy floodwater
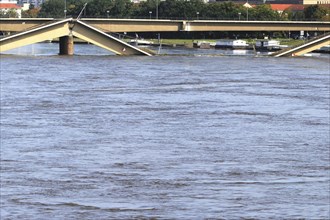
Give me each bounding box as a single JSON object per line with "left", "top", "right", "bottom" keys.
{"left": 1, "top": 44, "right": 329, "bottom": 219}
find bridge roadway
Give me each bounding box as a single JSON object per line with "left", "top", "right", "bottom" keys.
{"left": 1, "top": 18, "right": 330, "bottom": 33}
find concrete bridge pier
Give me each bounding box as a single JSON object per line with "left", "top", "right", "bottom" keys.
{"left": 59, "top": 35, "right": 74, "bottom": 55}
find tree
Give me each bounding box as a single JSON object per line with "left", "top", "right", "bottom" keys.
{"left": 38, "top": 0, "right": 66, "bottom": 18}
{"left": 68, "top": 0, "right": 91, "bottom": 18}
{"left": 158, "top": 0, "right": 186, "bottom": 19}
{"left": 283, "top": 9, "right": 305, "bottom": 21}
{"left": 203, "top": 2, "right": 247, "bottom": 20}
{"left": 85, "top": 0, "right": 113, "bottom": 18}
{"left": 131, "top": 0, "right": 159, "bottom": 19}
{"left": 109, "top": 0, "right": 132, "bottom": 18}
{"left": 182, "top": 0, "right": 205, "bottom": 20}
{"left": 0, "top": 9, "right": 19, "bottom": 18}
{"left": 38, "top": 0, "right": 90, "bottom": 18}
{"left": 22, "top": 8, "right": 40, "bottom": 18}
{"left": 304, "top": 5, "right": 329, "bottom": 21}
{"left": 251, "top": 4, "right": 281, "bottom": 21}
{"left": 36, "top": 0, "right": 298, "bottom": 21}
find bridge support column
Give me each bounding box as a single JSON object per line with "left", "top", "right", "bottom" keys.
{"left": 59, "top": 35, "right": 74, "bottom": 55}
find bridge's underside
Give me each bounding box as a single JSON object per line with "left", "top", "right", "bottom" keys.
{"left": 272, "top": 33, "right": 330, "bottom": 57}
{"left": 0, "top": 19, "right": 153, "bottom": 56}
{"left": 1, "top": 18, "right": 329, "bottom": 33}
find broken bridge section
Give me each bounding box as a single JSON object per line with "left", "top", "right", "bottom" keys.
{"left": 72, "top": 20, "right": 153, "bottom": 56}
{"left": 0, "top": 19, "right": 71, "bottom": 53}
{"left": 271, "top": 33, "right": 330, "bottom": 57}
{"left": 0, "top": 18, "right": 153, "bottom": 56}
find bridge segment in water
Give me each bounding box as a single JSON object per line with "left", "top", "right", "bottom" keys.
{"left": 0, "top": 18, "right": 153, "bottom": 56}
{"left": 271, "top": 33, "right": 330, "bottom": 57}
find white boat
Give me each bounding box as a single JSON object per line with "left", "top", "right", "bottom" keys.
{"left": 215, "top": 39, "right": 250, "bottom": 49}
{"left": 193, "top": 41, "right": 216, "bottom": 49}
{"left": 129, "top": 39, "right": 154, "bottom": 46}
{"left": 255, "top": 40, "right": 282, "bottom": 51}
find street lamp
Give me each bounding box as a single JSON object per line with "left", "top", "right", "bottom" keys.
{"left": 64, "top": 0, "right": 67, "bottom": 18}
{"left": 247, "top": 8, "right": 249, "bottom": 21}
{"left": 107, "top": 10, "right": 109, "bottom": 18}
{"left": 196, "top": 11, "right": 199, "bottom": 20}
{"left": 238, "top": 12, "right": 241, "bottom": 20}
{"left": 149, "top": 11, "right": 152, "bottom": 19}
{"left": 156, "top": 0, "right": 159, "bottom": 19}
{"left": 243, "top": 1, "right": 251, "bottom": 21}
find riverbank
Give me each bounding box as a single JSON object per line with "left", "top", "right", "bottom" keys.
{"left": 145, "top": 38, "right": 306, "bottom": 48}
{"left": 49, "top": 38, "right": 305, "bottom": 48}
{"left": 148, "top": 38, "right": 303, "bottom": 48}
{"left": 41, "top": 37, "right": 328, "bottom": 54}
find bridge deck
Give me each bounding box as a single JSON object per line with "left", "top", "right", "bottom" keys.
{"left": 1, "top": 18, "right": 329, "bottom": 33}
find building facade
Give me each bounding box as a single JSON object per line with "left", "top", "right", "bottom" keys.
{"left": 18, "top": 0, "right": 44, "bottom": 7}
{"left": 303, "top": 0, "right": 330, "bottom": 4}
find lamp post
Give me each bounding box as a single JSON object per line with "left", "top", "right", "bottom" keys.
{"left": 156, "top": 0, "right": 159, "bottom": 19}
{"left": 107, "top": 10, "right": 109, "bottom": 18}
{"left": 246, "top": 1, "right": 249, "bottom": 21}
{"left": 196, "top": 11, "right": 199, "bottom": 20}
{"left": 149, "top": 11, "right": 152, "bottom": 19}
{"left": 247, "top": 8, "right": 249, "bottom": 21}
{"left": 64, "top": 0, "right": 67, "bottom": 18}
{"left": 238, "top": 12, "right": 241, "bottom": 20}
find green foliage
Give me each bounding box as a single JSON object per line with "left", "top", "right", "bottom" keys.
{"left": 85, "top": 0, "right": 112, "bottom": 17}
{"left": 304, "top": 5, "right": 329, "bottom": 21}
{"left": 66, "top": 0, "right": 88, "bottom": 17}
{"left": 22, "top": 8, "right": 40, "bottom": 18}
{"left": 283, "top": 10, "right": 305, "bottom": 21}
{"left": 38, "top": 0, "right": 65, "bottom": 18}
{"left": 204, "top": 2, "right": 233, "bottom": 19}
{"left": 0, "top": 9, "right": 19, "bottom": 18}
{"left": 251, "top": 4, "right": 281, "bottom": 21}
{"left": 131, "top": 0, "right": 163, "bottom": 18}
{"left": 110, "top": 0, "right": 133, "bottom": 18}
{"left": 36, "top": 0, "right": 328, "bottom": 21}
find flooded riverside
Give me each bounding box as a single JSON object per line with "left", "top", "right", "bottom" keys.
{"left": 1, "top": 43, "right": 329, "bottom": 219}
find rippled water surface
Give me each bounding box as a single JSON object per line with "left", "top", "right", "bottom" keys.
{"left": 1, "top": 44, "right": 330, "bottom": 219}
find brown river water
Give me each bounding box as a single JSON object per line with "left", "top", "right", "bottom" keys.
{"left": 0, "top": 43, "right": 329, "bottom": 219}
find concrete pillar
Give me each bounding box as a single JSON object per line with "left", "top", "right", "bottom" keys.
{"left": 59, "top": 35, "right": 74, "bottom": 55}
